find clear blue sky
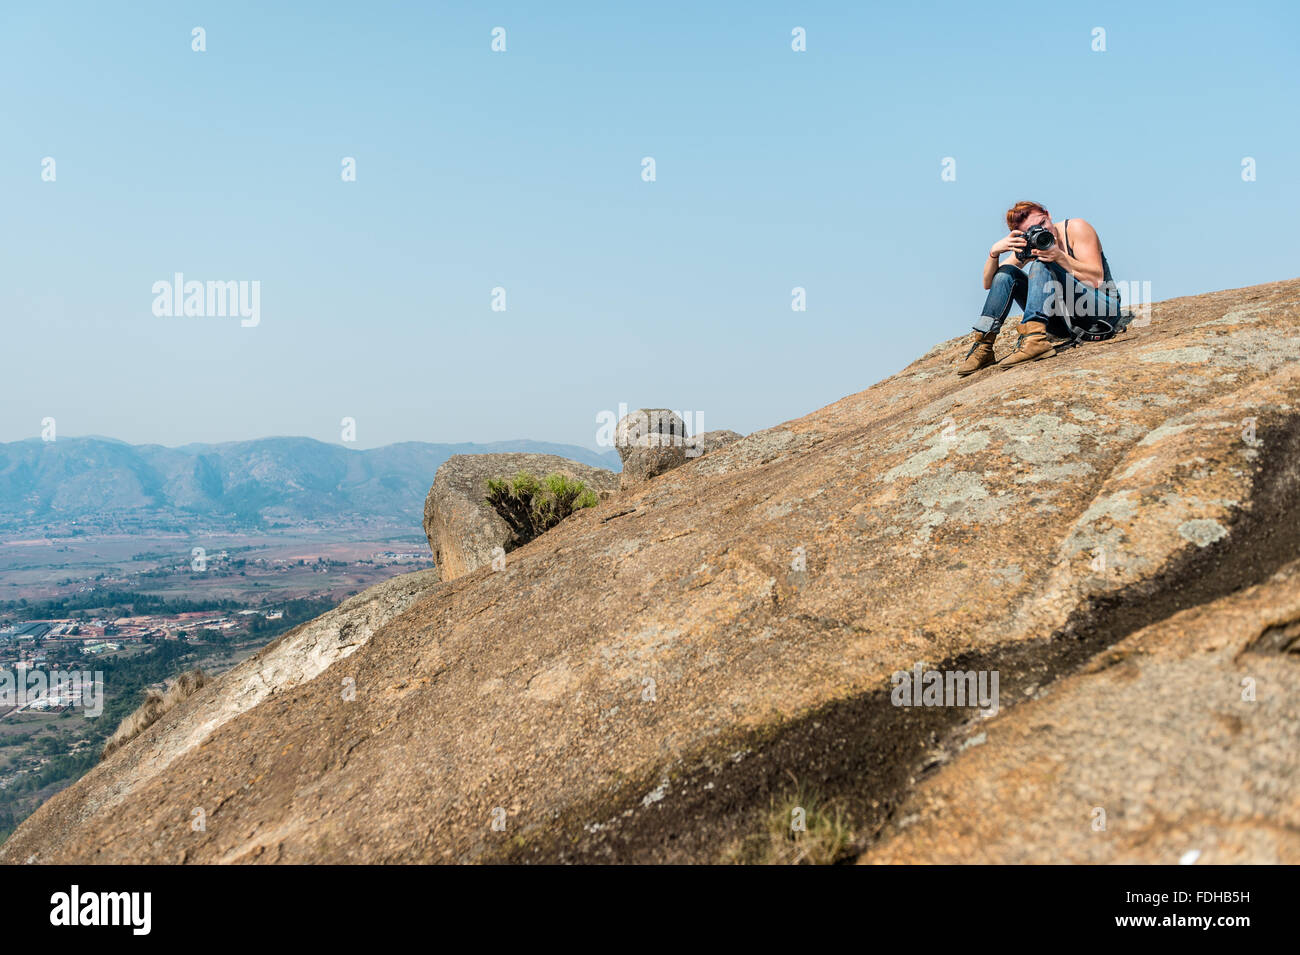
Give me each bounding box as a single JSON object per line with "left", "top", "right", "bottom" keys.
{"left": 3, "top": 1, "right": 1297, "bottom": 449}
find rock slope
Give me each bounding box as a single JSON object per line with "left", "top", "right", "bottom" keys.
{"left": 4, "top": 278, "right": 1299, "bottom": 864}
{"left": 865, "top": 557, "right": 1300, "bottom": 864}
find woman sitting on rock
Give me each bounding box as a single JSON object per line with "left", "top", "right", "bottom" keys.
{"left": 958, "top": 200, "right": 1123, "bottom": 376}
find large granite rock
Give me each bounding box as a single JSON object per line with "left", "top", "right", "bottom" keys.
{"left": 422, "top": 453, "right": 618, "bottom": 581}
{"left": 614, "top": 414, "right": 741, "bottom": 489}
{"left": 7, "top": 278, "right": 1300, "bottom": 865}
{"left": 619, "top": 445, "right": 687, "bottom": 490}
{"left": 614, "top": 409, "right": 687, "bottom": 464}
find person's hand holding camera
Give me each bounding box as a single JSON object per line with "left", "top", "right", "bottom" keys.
{"left": 1030, "top": 242, "right": 1067, "bottom": 265}
{"left": 990, "top": 232, "right": 1027, "bottom": 259}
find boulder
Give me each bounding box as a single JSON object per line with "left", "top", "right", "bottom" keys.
{"left": 619, "top": 445, "right": 688, "bottom": 490}
{"left": 422, "top": 453, "right": 618, "bottom": 581}
{"left": 611, "top": 413, "right": 743, "bottom": 485}
{"left": 614, "top": 409, "right": 688, "bottom": 464}
{"left": 613, "top": 413, "right": 740, "bottom": 488}
{"left": 9, "top": 278, "right": 1300, "bottom": 865}
{"left": 617, "top": 426, "right": 744, "bottom": 488}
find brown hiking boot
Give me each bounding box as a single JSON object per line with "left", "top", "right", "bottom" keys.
{"left": 956, "top": 329, "right": 999, "bottom": 376}
{"left": 1000, "top": 320, "right": 1057, "bottom": 367}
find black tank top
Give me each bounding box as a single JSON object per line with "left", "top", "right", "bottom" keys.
{"left": 1062, "top": 218, "right": 1118, "bottom": 296}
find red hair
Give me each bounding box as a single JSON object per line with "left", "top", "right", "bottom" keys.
{"left": 1006, "top": 201, "right": 1049, "bottom": 231}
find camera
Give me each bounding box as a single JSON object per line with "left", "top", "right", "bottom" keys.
{"left": 1015, "top": 224, "right": 1055, "bottom": 261}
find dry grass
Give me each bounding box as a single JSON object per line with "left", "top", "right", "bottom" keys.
{"left": 724, "top": 778, "right": 855, "bottom": 865}
{"left": 100, "top": 669, "right": 207, "bottom": 760}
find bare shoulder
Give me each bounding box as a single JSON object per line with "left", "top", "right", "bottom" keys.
{"left": 1065, "top": 217, "right": 1099, "bottom": 238}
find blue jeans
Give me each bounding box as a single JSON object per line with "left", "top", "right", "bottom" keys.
{"left": 975, "top": 261, "right": 1121, "bottom": 336}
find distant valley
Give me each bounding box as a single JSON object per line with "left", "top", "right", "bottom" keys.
{"left": 0, "top": 434, "right": 621, "bottom": 835}
{"left": 0, "top": 436, "right": 619, "bottom": 535}
{"left": 0, "top": 417, "right": 617, "bottom": 838}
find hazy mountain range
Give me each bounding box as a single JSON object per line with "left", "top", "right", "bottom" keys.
{"left": 0, "top": 436, "right": 620, "bottom": 533}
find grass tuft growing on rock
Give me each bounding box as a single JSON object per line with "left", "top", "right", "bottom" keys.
{"left": 100, "top": 669, "right": 207, "bottom": 760}
{"left": 485, "top": 471, "right": 599, "bottom": 548}
{"left": 726, "top": 779, "right": 855, "bottom": 865}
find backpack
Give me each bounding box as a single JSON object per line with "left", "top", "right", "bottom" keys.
{"left": 1053, "top": 286, "right": 1135, "bottom": 351}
